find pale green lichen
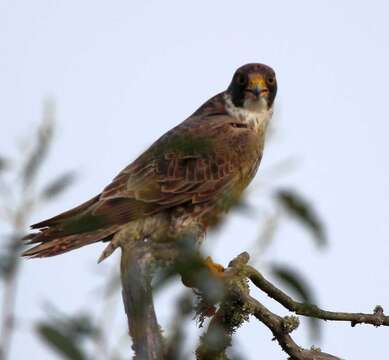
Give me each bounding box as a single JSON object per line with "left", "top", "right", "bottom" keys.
{"left": 310, "top": 345, "right": 322, "bottom": 352}
{"left": 283, "top": 315, "right": 300, "bottom": 333}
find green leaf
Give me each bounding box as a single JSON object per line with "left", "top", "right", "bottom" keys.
{"left": 37, "top": 323, "right": 87, "bottom": 360}
{"left": 0, "top": 255, "right": 14, "bottom": 278}
{"left": 22, "top": 100, "right": 55, "bottom": 188}
{"left": 0, "top": 235, "right": 24, "bottom": 279}
{"left": 0, "top": 156, "right": 9, "bottom": 173}
{"left": 276, "top": 189, "right": 326, "bottom": 247}
{"left": 67, "top": 314, "right": 99, "bottom": 339}
{"left": 271, "top": 264, "right": 321, "bottom": 340}
{"left": 271, "top": 265, "right": 312, "bottom": 303}
{"left": 41, "top": 172, "right": 75, "bottom": 200}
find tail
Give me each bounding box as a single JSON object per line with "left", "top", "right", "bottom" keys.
{"left": 22, "top": 195, "right": 124, "bottom": 258}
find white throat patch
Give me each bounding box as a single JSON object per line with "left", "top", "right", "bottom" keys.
{"left": 224, "top": 93, "right": 273, "bottom": 132}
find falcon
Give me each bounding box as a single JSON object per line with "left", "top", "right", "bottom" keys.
{"left": 23, "top": 63, "right": 277, "bottom": 261}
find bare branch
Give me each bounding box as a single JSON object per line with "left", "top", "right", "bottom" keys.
{"left": 247, "top": 295, "right": 340, "bottom": 360}
{"left": 245, "top": 263, "right": 389, "bottom": 327}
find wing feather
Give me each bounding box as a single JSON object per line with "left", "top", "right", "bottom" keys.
{"left": 100, "top": 114, "right": 242, "bottom": 212}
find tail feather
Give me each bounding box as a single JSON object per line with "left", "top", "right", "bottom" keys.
{"left": 23, "top": 194, "right": 151, "bottom": 259}
{"left": 23, "top": 194, "right": 123, "bottom": 258}
{"left": 22, "top": 225, "right": 123, "bottom": 258}
{"left": 31, "top": 195, "right": 100, "bottom": 229}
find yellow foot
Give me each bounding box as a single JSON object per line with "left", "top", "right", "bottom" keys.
{"left": 204, "top": 256, "right": 225, "bottom": 277}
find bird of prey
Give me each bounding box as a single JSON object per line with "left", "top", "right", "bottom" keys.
{"left": 23, "top": 63, "right": 277, "bottom": 261}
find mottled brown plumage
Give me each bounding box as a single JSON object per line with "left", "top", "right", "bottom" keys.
{"left": 23, "top": 63, "right": 277, "bottom": 259}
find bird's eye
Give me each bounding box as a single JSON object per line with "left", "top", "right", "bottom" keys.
{"left": 267, "top": 76, "right": 275, "bottom": 85}
{"left": 236, "top": 73, "right": 247, "bottom": 86}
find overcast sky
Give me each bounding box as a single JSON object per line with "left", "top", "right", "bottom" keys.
{"left": 1, "top": 0, "right": 389, "bottom": 359}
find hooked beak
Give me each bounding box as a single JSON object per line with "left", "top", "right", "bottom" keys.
{"left": 246, "top": 74, "right": 269, "bottom": 98}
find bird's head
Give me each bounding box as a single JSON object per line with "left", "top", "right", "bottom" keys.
{"left": 227, "top": 63, "right": 277, "bottom": 112}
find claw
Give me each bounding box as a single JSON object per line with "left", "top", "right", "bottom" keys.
{"left": 97, "top": 242, "right": 118, "bottom": 263}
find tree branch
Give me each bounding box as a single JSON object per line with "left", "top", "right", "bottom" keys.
{"left": 247, "top": 296, "right": 340, "bottom": 360}
{"left": 120, "top": 242, "right": 164, "bottom": 360}
{"left": 244, "top": 263, "right": 389, "bottom": 327}
{"left": 195, "top": 253, "right": 342, "bottom": 360}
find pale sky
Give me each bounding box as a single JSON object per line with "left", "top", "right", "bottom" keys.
{"left": 1, "top": 0, "right": 389, "bottom": 359}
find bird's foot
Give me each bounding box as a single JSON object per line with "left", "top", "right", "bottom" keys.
{"left": 204, "top": 256, "right": 226, "bottom": 278}
{"left": 180, "top": 255, "right": 227, "bottom": 289}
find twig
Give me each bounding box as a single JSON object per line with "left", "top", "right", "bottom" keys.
{"left": 244, "top": 263, "right": 389, "bottom": 327}
{"left": 247, "top": 295, "right": 340, "bottom": 360}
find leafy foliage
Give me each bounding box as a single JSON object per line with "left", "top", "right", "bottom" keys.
{"left": 37, "top": 323, "right": 87, "bottom": 360}
{"left": 0, "top": 156, "right": 9, "bottom": 173}
{"left": 41, "top": 172, "right": 76, "bottom": 200}
{"left": 0, "top": 235, "right": 24, "bottom": 279}
{"left": 22, "top": 100, "right": 55, "bottom": 189}
{"left": 276, "top": 189, "right": 326, "bottom": 247}
{"left": 0, "top": 100, "right": 81, "bottom": 360}
{"left": 271, "top": 264, "right": 321, "bottom": 340}
{"left": 36, "top": 310, "right": 99, "bottom": 360}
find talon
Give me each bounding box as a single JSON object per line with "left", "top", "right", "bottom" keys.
{"left": 98, "top": 242, "right": 117, "bottom": 263}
